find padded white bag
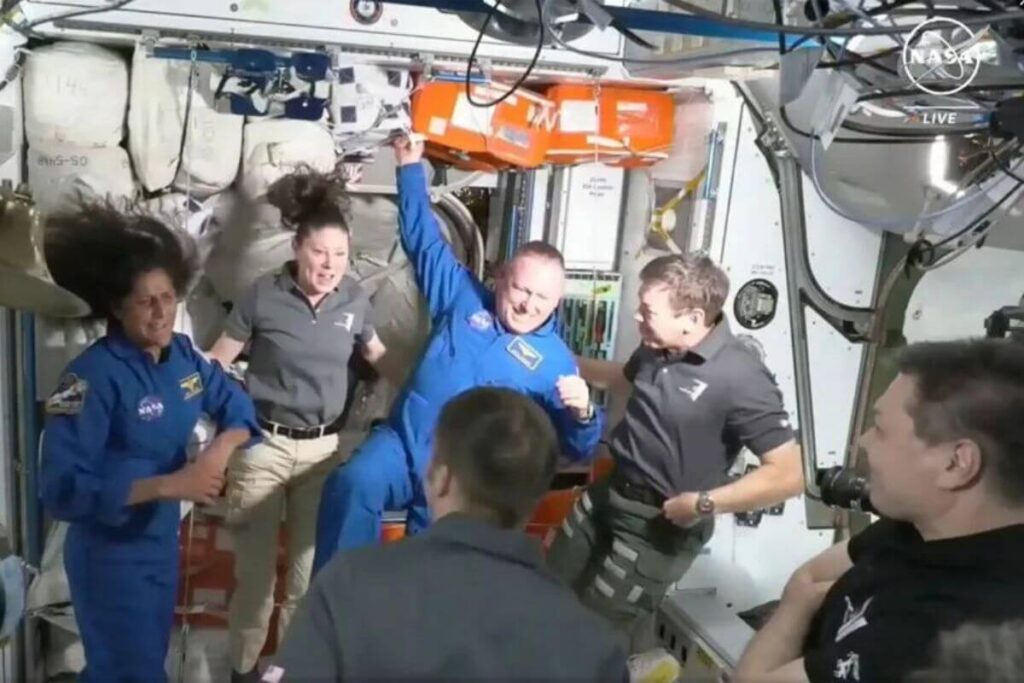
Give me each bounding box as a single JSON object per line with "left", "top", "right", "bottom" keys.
{"left": 330, "top": 63, "right": 411, "bottom": 157}
{"left": 34, "top": 317, "right": 107, "bottom": 399}
{"left": 141, "top": 192, "right": 222, "bottom": 270}
{"left": 127, "top": 47, "right": 189, "bottom": 192}
{"left": 27, "top": 145, "right": 135, "bottom": 213}
{"left": 239, "top": 119, "right": 336, "bottom": 199}
{"left": 174, "top": 65, "right": 244, "bottom": 197}
{"left": 203, "top": 194, "right": 293, "bottom": 303}
{"left": 23, "top": 42, "right": 128, "bottom": 148}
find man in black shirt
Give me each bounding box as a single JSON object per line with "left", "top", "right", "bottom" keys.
{"left": 736, "top": 339, "right": 1024, "bottom": 683}
{"left": 270, "top": 386, "right": 627, "bottom": 682}
{"left": 547, "top": 254, "right": 804, "bottom": 678}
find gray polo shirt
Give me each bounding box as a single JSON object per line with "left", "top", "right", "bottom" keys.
{"left": 224, "top": 263, "right": 375, "bottom": 428}
{"left": 274, "top": 514, "right": 628, "bottom": 681}
{"left": 610, "top": 319, "right": 794, "bottom": 498}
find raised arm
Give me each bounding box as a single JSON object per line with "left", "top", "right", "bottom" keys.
{"left": 393, "top": 135, "right": 473, "bottom": 319}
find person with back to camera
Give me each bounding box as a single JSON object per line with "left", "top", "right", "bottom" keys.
{"left": 206, "top": 167, "right": 389, "bottom": 683}
{"left": 273, "top": 386, "right": 628, "bottom": 682}
{"left": 39, "top": 200, "right": 262, "bottom": 683}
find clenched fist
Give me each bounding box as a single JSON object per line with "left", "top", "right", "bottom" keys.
{"left": 557, "top": 375, "right": 593, "bottom": 422}
{"left": 391, "top": 133, "right": 425, "bottom": 167}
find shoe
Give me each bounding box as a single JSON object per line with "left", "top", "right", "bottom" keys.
{"left": 231, "top": 668, "right": 262, "bottom": 683}
{"left": 628, "top": 647, "right": 681, "bottom": 683}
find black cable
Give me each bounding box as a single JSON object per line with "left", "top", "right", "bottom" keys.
{"left": 991, "top": 148, "right": 1024, "bottom": 184}
{"left": 819, "top": 46, "right": 901, "bottom": 72}
{"left": 930, "top": 178, "right": 1023, "bottom": 250}
{"left": 786, "top": 0, "right": 922, "bottom": 52}
{"left": 803, "top": 0, "right": 905, "bottom": 82}
{"left": 662, "top": 0, "right": 1024, "bottom": 36}
{"left": 841, "top": 118, "right": 989, "bottom": 138}
{"left": 772, "top": 0, "right": 786, "bottom": 55}
{"left": 858, "top": 83, "right": 1024, "bottom": 102}
{"left": 464, "top": 0, "right": 544, "bottom": 108}
{"left": 778, "top": 103, "right": 956, "bottom": 144}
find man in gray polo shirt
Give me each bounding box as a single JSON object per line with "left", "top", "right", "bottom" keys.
{"left": 547, "top": 253, "right": 804, "bottom": 681}
{"left": 271, "top": 386, "right": 627, "bottom": 682}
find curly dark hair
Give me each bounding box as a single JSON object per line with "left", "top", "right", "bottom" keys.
{"left": 43, "top": 199, "right": 198, "bottom": 321}
{"left": 266, "top": 165, "right": 350, "bottom": 242}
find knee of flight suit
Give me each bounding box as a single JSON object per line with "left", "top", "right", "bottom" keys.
{"left": 76, "top": 565, "right": 177, "bottom": 683}
{"left": 329, "top": 453, "right": 392, "bottom": 507}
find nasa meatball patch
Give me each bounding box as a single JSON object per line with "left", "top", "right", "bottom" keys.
{"left": 138, "top": 395, "right": 165, "bottom": 421}
{"left": 45, "top": 374, "right": 88, "bottom": 416}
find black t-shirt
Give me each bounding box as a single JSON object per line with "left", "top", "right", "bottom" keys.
{"left": 803, "top": 519, "right": 1024, "bottom": 682}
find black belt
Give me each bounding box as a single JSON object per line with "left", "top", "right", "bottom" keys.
{"left": 611, "top": 474, "right": 668, "bottom": 508}
{"left": 258, "top": 418, "right": 341, "bottom": 440}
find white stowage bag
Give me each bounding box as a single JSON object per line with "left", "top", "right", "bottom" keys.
{"left": 330, "top": 64, "right": 411, "bottom": 157}
{"left": 187, "top": 277, "right": 228, "bottom": 351}
{"left": 34, "top": 317, "right": 107, "bottom": 400}
{"left": 27, "top": 145, "right": 135, "bottom": 213}
{"left": 203, "top": 194, "right": 293, "bottom": 303}
{"left": 174, "top": 66, "right": 244, "bottom": 197}
{"left": 141, "top": 192, "right": 222, "bottom": 266}
{"left": 23, "top": 41, "right": 128, "bottom": 148}
{"left": 127, "top": 47, "right": 189, "bottom": 192}
{"left": 239, "top": 119, "right": 336, "bottom": 199}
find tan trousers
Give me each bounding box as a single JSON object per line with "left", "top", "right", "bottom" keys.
{"left": 224, "top": 430, "right": 358, "bottom": 673}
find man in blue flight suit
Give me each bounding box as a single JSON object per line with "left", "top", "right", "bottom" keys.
{"left": 313, "top": 135, "right": 604, "bottom": 571}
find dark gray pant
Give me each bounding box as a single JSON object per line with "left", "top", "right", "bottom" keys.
{"left": 546, "top": 478, "right": 712, "bottom": 651}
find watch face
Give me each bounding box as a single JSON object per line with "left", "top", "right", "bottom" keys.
{"left": 697, "top": 494, "right": 714, "bottom": 515}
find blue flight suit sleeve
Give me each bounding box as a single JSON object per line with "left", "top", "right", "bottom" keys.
{"left": 396, "top": 163, "right": 474, "bottom": 319}
{"left": 547, "top": 397, "right": 605, "bottom": 462}
{"left": 40, "top": 357, "right": 159, "bottom": 528}
{"left": 181, "top": 337, "right": 262, "bottom": 448}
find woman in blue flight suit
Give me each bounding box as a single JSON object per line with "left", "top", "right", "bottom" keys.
{"left": 39, "top": 201, "right": 262, "bottom": 683}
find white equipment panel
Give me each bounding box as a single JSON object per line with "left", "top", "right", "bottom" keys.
{"left": 19, "top": 0, "right": 626, "bottom": 75}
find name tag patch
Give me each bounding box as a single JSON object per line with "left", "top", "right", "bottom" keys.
{"left": 180, "top": 372, "right": 203, "bottom": 400}
{"left": 45, "top": 373, "right": 88, "bottom": 416}
{"left": 468, "top": 310, "right": 493, "bottom": 331}
{"left": 138, "top": 395, "right": 165, "bottom": 421}
{"left": 507, "top": 336, "right": 543, "bottom": 371}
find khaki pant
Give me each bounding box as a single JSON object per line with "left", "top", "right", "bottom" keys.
{"left": 224, "top": 430, "right": 359, "bottom": 673}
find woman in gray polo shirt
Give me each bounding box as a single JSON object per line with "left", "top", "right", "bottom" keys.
{"left": 207, "top": 168, "right": 387, "bottom": 683}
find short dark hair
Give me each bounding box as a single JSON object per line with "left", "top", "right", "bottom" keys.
{"left": 639, "top": 253, "right": 729, "bottom": 321}
{"left": 513, "top": 241, "right": 565, "bottom": 269}
{"left": 898, "top": 339, "right": 1024, "bottom": 504}
{"left": 907, "top": 621, "right": 1024, "bottom": 683}
{"left": 433, "top": 387, "right": 560, "bottom": 528}
{"left": 44, "top": 199, "right": 197, "bottom": 322}
{"left": 266, "top": 165, "right": 350, "bottom": 243}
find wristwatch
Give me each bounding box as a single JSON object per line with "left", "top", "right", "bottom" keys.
{"left": 695, "top": 491, "right": 716, "bottom": 518}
